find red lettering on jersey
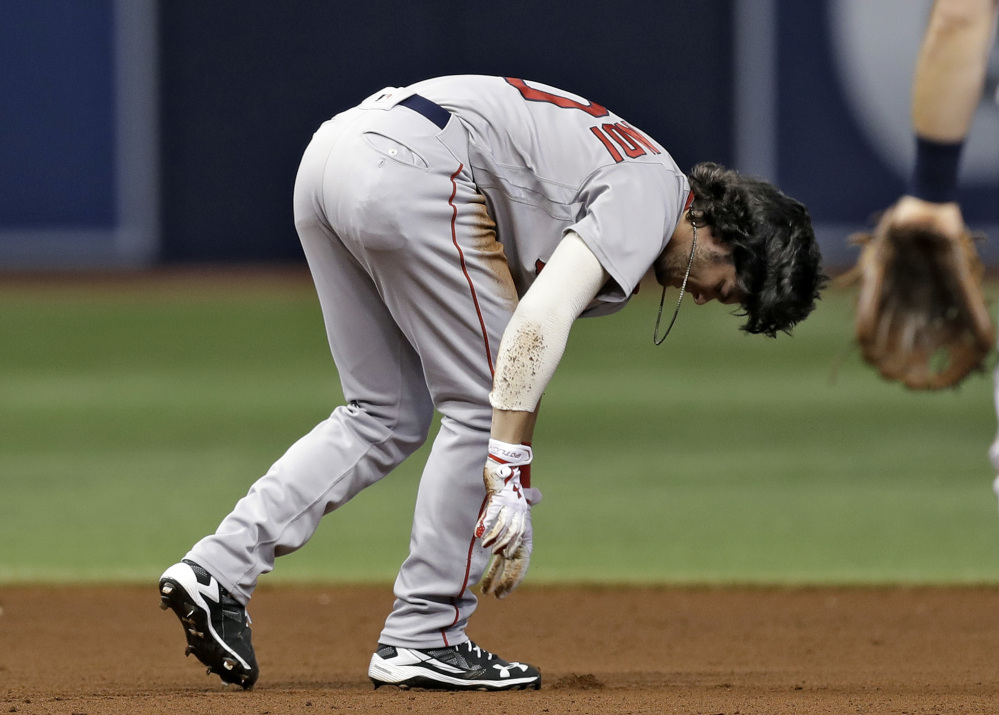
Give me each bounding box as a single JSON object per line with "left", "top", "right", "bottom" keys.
{"left": 603, "top": 124, "right": 645, "bottom": 158}
{"left": 590, "top": 122, "right": 661, "bottom": 163}
{"left": 535, "top": 259, "right": 546, "bottom": 275}
{"left": 505, "top": 78, "right": 609, "bottom": 117}
{"left": 619, "top": 122, "right": 661, "bottom": 155}
{"left": 590, "top": 126, "right": 624, "bottom": 163}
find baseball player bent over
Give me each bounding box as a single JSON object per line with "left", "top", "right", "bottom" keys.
{"left": 158, "top": 75, "right": 826, "bottom": 691}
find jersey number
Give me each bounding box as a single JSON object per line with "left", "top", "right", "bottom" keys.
{"left": 504, "top": 77, "right": 660, "bottom": 164}
{"left": 504, "top": 77, "right": 609, "bottom": 117}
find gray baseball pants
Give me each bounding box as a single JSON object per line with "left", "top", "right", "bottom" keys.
{"left": 186, "top": 98, "right": 519, "bottom": 648}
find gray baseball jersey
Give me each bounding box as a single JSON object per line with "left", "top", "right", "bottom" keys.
{"left": 412, "top": 75, "right": 690, "bottom": 314}
{"left": 186, "top": 76, "right": 690, "bottom": 650}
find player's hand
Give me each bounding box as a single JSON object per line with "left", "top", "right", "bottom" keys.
{"left": 475, "top": 443, "right": 541, "bottom": 554}
{"left": 480, "top": 517, "right": 533, "bottom": 599}
{"left": 883, "top": 195, "right": 965, "bottom": 240}
{"left": 475, "top": 440, "right": 541, "bottom": 597}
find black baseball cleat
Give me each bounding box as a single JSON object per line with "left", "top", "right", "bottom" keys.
{"left": 158, "top": 560, "right": 259, "bottom": 689}
{"left": 368, "top": 640, "right": 541, "bottom": 691}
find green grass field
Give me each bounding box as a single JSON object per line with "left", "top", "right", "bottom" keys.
{"left": 2, "top": 272, "right": 998, "bottom": 585}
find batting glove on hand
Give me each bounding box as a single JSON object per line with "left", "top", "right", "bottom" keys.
{"left": 481, "top": 516, "right": 533, "bottom": 599}
{"left": 475, "top": 440, "right": 542, "bottom": 598}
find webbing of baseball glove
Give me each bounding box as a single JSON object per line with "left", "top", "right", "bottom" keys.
{"left": 841, "top": 217, "right": 994, "bottom": 390}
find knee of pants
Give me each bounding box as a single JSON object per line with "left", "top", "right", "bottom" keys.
{"left": 345, "top": 400, "right": 434, "bottom": 461}
{"left": 434, "top": 396, "right": 492, "bottom": 435}
{"left": 394, "top": 413, "right": 434, "bottom": 459}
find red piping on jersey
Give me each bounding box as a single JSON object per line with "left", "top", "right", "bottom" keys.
{"left": 448, "top": 163, "right": 495, "bottom": 376}
{"left": 684, "top": 189, "right": 695, "bottom": 212}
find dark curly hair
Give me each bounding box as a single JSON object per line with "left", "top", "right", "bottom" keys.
{"left": 687, "top": 162, "right": 827, "bottom": 337}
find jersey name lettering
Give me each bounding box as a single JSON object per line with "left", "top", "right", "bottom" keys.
{"left": 590, "top": 122, "right": 661, "bottom": 163}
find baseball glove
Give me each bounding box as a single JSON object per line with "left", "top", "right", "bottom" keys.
{"left": 843, "top": 209, "right": 993, "bottom": 389}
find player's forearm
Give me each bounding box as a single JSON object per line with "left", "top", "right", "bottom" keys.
{"left": 488, "top": 231, "right": 608, "bottom": 440}
{"left": 911, "top": 0, "right": 998, "bottom": 141}
{"left": 490, "top": 406, "right": 539, "bottom": 445}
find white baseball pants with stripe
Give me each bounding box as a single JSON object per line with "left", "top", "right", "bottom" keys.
{"left": 186, "top": 99, "right": 519, "bottom": 648}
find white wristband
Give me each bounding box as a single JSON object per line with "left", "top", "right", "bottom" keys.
{"left": 488, "top": 439, "right": 532, "bottom": 466}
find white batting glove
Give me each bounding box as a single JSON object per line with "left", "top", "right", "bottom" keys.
{"left": 475, "top": 440, "right": 541, "bottom": 597}
{"left": 481, "top": 517, "right": 534, "bottom": 599}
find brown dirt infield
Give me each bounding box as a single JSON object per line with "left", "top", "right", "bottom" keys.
{"left": 2, "top": 585, "right": 999, "bottom": 714}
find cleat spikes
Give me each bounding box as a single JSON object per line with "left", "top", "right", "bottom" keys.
{"left": 159, "top": 562, "right": 259, "bottom": 689}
